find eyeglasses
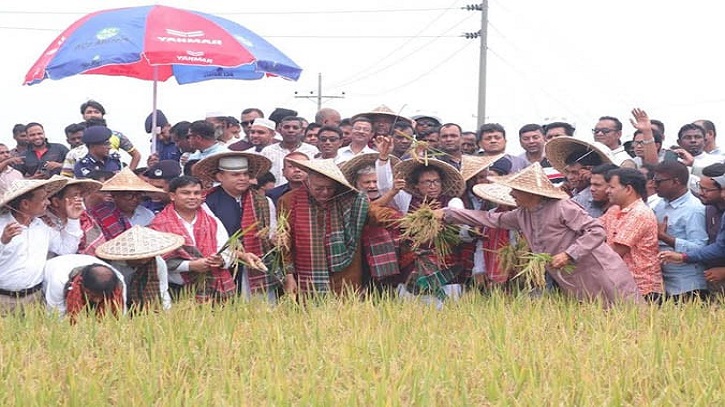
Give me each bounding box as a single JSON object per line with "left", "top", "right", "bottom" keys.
{"left": 318, "top": 136, "right": 340, "bottom": 143}
{"left": 418, "top": 179, "right": 442, "bottom": 187}
{"left": 592, "top": 128, "right": 617, "bottom": 135}
{"left": 241, "top": 121, "right": 254, "bottom": 127}
{"left": 696, "top": 181, "right": 720, "bottom": 193}
{"left": 652, "top": 177, "right": 673, "bottom": 185}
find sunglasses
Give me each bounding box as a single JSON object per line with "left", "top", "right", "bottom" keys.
{"left": 319, "top": 136, "right": 340, "bottom": 143}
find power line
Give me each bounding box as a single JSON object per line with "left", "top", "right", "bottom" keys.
{"left": 355, "top": 40, "right": 476, "bottom": 97}
{"left": 0, "top": 7, "right": 459, "bottom": 16}
{"left": 329, "top": 12, "right": 477, "bottom": 90}
{"left": 326, "top": 0, "right": 462, "bottom": 89}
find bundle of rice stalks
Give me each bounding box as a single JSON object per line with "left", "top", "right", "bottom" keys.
{"left": 395, "top": 200, "right": 460, "bottom": 266}
{"left": 512, "top": 251, "right": 576, "bottom": 291}
{"left": 394, "top": 129, "right": 446, "bottom": 165}
{"left": 495, "top": 232, "right": 529, "bottom": 279}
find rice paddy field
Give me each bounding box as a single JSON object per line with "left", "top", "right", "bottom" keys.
{"left": 1, "top": 291, "right": 723, "bottom": 405}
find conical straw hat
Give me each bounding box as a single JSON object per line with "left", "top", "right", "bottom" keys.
{"left": 95, "top": 225, "right": 185, "bottom": 261}
{"left": 0, "top": 177, "right": 68, "bottom": 207}
{"left": 545, "top": 137, "right": 613, "bottom": 174}
{"left": 460, "top": 153, "right": 505, "bottom": 182}
{"left": 191, "top": 151, "right": 272, "bottom": 184}
{"left": 100, "top": 167, "right": 165, "bottom": 193}
{"left": 339, "top": 153, "right": 400, "bottom": 185}
{"left": 472, "top": 183, "right": 517, "bottom": 207}
{"left": 351, "top": 104, "right": 413, "bottom": 125}
{"left": 288, "top": 158, "right": 357, "bottom": 192}
{"left": 48, "top": 175, "right": 103, "bottom": 197}
{"left": 394, "top": 158, "right": 465, "bottom": 198}
{"left": 491, "top": 162, "right": 569, "bottom": 200}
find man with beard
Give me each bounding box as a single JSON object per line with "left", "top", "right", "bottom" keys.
{"left": 672, "top": 123, "right": 722, "bottom": 178}
{"left": 230, "top": 118, "right": 276, "bottom": 153}
{"left": 18, "top": 123, "right": 68, "bottom": 178}
{"left": 437, "top": 123, "right": 464, "bottom": 170}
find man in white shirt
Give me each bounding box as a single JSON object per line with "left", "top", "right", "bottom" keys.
{"left": 0, "top": 178, "right": 83, "bottom": 314}
{"left": 336, "top": 116, "right": 377, "bottom": 164}
{"left": 261, "top": 116, "right": 318, "bottom": 186}
{"left": 43, "top": 254, "right": 127, "bottom": 317}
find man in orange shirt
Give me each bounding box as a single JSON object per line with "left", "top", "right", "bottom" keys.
{"left": 601, "top": 167, "right": 664, "bottom": 302}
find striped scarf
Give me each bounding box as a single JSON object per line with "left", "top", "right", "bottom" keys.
{"left": 88, "top": 202, "right": 131, "bottom": 240}
{"left": 286, "top": 187, "right": 369, "bottom": 293}
{"left": 127, "top": 259, "right": 161, "bottom": 311}
{"left": 150, "top": 205, "right": 236, "bottom": 302}
{"left": 239, "top": 190, "right": 281, "bottom": 292}
{"left": 78, "top": 212, "right": 106, "bottom": 256}
{"left": 362, "top": 204, "right": 402, "bottom": 280}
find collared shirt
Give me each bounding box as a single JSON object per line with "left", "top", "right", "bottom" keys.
{"left": 18, "top": 143, "right": 69, "bottom": 176}
{"left": 572, "top": 187, "right": 606, "bottom": 218}
{"left": 261, "top": 142, "right": 319, "bottom": 186}
{"left": 74, "top": 152, "right": 122, "bottom": 178}
{"left": 0, "top": 212, "right": 82, "bottom": 291}
{"left": 647, "top": 194, "right": 662, "bottom": 210}
{"left": 188, "top": 142, "right": 229, "bottom": 161}
{"left": 141, "top": 199, "right": 167, "bottom": 215}
{"left": 601, "top": 199, "right": 663, "bottom": 295}
{"left": 653, "top": 191, "right": 708, "bottom": 295}
{"left": 609, "top": 146, "right": 636, "bottom": 167}
{"left": 128, "top": 205, "right": 155, "bottom": 227}
{"left": 0, "top": 166, "right": 23, "bottom": 190}
{"left": 43, "top": 254, "right": 128, "bottom": 316}
{"left": 335, "top": 145, "right": 378, "bottom": 165}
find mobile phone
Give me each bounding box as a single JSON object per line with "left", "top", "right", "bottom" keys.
{"left": 663, "top": 150, "right": 679, "bottom": 162}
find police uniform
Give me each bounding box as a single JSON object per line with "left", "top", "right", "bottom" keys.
{"left": 73, "top": 126, "right": 123, "bottom": 178}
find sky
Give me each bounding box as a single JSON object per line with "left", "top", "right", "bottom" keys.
{"left": 1, "top": 0, "right": 724, "bottom": 160}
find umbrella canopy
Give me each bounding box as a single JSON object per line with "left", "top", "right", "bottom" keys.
{"left": 24, "top": 4, "right": 302, "bottom": 85}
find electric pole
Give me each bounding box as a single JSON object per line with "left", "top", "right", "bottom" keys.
{"left": 463, "top": 3, "right": 488, "bottom": 128}
{"left": 294, "top": 72, "right": 345, "bottom": 110}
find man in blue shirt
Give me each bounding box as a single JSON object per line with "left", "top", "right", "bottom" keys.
{"left": 653, "top": 161, "right": 709, "bottom": 300}
{"left": 74, "top": 126, "right": 122, "bottom": 178}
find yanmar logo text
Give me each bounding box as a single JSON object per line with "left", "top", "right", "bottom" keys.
{"left": 177, "top": 50, "right": 213, "bottom": 64}
{"left": 158, "top": 29, "right": 223, "bottom": 45}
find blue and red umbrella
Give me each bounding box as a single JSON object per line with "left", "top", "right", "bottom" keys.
{"left": 24, "top": 4, "right": 302, "bottom": 84}
{"left": 23, "top": 5, "right": 303, "bottom": 152}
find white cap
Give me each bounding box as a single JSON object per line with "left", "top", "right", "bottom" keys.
{"left": 205, "top": 111, "right": 226, "bottom": 118}
{"left": 252, "top": 118, "right": 277, "bottom": 132}
{"left": 218, "top": 156, "right": 248, "bottom": 172}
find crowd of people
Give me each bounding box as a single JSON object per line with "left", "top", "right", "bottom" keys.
{"left": 1, "top": 100, "right": 724, "bottom": 320}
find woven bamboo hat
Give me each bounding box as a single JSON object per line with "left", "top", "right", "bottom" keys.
{"left": 351, "top": 105, "right": 413, "bottom": 126}
{"left": 288, "top": 158, "right": 358, "bottom": 192}
{"left": 48, "top": 175, "right": 103, "bottom": 197}
{"left": 460, "top": 153, "right": 505, "bottom": 182}
{"left": 191, "top": 151, "right": 272, "bottom": 184}
{"left": 339, "top": 153, "right": 401, "bottom": 186}
{"left": 394, "top": 158, "right": 465, "bottom": 197}
{"left": 100, "top": 167, "right": 165, "bottom": 193}
{"left": 95, "top": 225, "right": 185, "bottom": 261}
{"left": 491, "top": 162, "right": 569, "bottom": 200}
{"left": 472, "top": 183, "right": 517, "bottom": 207}
{"left": 0, "top": 177, "right": 68, "bottom": 207}
{"left": 545, "top": 137, "right": 613, "bottom": 173}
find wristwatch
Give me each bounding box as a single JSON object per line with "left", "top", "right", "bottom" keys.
{"left": 641, "top": 138, "right": 655, "bottom": 145}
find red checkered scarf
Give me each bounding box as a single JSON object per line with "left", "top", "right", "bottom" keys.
{"left": 362, "top": 204, "right": 402, "bottom": 280}
{"left": 239, "top": 190, "right": 276, "bottom": 293}
{"left": 482, "top": 207, "right": 512, "bottom": 283}
{"left": 78, "top": 211, "right": 106, "bottom": 256}
{"left": 64, "top": 268, "right": 124, "bottom": 324}
{"left": 88, "top": 202, "right": 132, "bottom": 240}
{"left": 150, "top": 205, "right": 236, "bottom": 302}
{"left": 286, "top": 187, "right": 369, "bottom": 293}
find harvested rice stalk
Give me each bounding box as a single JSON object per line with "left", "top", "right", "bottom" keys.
{"left": 489, "top": 232, "right": 529, "bottom": 280}
{"left": 513, "top": 252, "right": 575, "bottom": 291}
{"left": 259, "top": 210, "right": 291, "bottom": 284}
{"left": 395, "top": 200, "right": 460, "bottom": 266}
{"left": 394, "top": 129, "right": 446, "bottom": 165}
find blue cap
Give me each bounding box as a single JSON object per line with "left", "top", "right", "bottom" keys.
{"left": 145, "top": 110, "right": 169, "bottom": 134}
{"left": 490, "top": 157, "right": 512, "bottom": 176}
{"left": 82, "top": 126, "right": 112, "bottom": 144}
{"left": 143, "top": 160, "right": 181, "bottom": 180}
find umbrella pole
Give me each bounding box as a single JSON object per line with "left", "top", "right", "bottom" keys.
{"left": 151, "top": 65, "right": 158, "bottom": 155}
